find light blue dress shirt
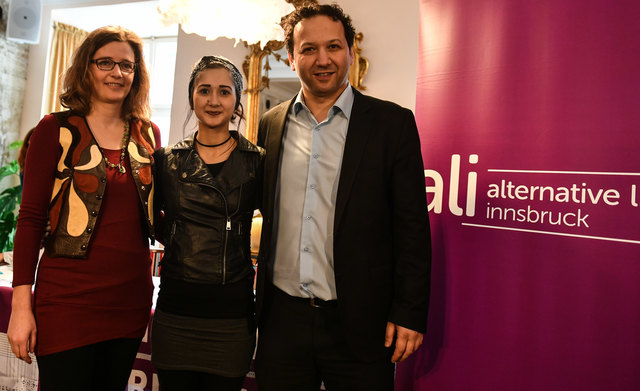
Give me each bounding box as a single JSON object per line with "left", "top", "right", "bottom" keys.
{"left": 272, "top": 85, "right": 355, "bottom": 301}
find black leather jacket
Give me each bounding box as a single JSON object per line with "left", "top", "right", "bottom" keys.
{"left": 154, "top": 131, "right": 264, "bottom": 285}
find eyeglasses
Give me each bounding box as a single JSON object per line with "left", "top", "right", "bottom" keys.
{"left": 91, "top": 58, "right": 137, "bottom": 74}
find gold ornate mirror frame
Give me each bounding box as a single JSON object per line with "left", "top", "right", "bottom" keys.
{"left": 242, "top": 33, "right": 369, "bottom": 143}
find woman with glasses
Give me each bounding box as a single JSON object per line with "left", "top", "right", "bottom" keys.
{"left": 7, "top": 26, "right": 161, "bottom": 390}
{"left": 151, "top": 56, "right": 264, "bottom": 391}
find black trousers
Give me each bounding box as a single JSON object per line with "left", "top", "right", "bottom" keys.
{"left": 36, "top": 337, "right": 141, "bottom": 391}
{"left": 255, "top": 287, "right": 395, "bottom": 391}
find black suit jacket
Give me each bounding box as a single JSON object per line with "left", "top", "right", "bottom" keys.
{"left": 256, "top": 88, "right": 431, "bottom": 360}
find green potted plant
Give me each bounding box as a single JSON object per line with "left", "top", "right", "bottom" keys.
{"left": 0, "top": 140, "right": 23, "bottom": 252}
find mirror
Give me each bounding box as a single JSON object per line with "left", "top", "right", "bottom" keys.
{"left": 259, "top": 47, "right": 300, "bottom": 117}
{"left": 242, "top": 33, "right": 369, "bottom": 143}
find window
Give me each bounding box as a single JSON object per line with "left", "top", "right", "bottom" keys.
{"left": 143, "top": 37, "right": 177, "bottom": 146}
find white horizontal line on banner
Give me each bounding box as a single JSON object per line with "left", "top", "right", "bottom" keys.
{"left": 487, "top": 169, "right": 640, "bottom": 176}
{"left": 136, "top": 352, "right": 151, "bottom": 361}
{"left": 461, "top": 223, "right": 640, "bottom": 244}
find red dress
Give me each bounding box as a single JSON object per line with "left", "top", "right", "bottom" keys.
{"left": 12, "top": 115, "right": 161, "bottom": 356}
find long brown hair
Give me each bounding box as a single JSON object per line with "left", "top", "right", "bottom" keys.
{"left": 59, "top": 26, "right": 150, "bottom": 120}
{"left": 17, "top": 128, "right": 35, "bottom": 173}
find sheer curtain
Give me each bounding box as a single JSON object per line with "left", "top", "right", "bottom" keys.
{"left": 44, "top": 21, "right": 88, "bottom": 114}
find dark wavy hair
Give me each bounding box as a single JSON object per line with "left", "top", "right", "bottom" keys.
{"left": 281, "top": 2, "right": 356, "bottom": 58}
{"left": 17, "top": 128, "right": 35, "bottom": 173}
{"left": 184, "top": 55, "right": 245, "bottom": 130}
{"left": 59, "top": 26, "right": 150, "bottom": 120}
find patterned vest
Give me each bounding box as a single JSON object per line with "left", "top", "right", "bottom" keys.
{"left": 46, "top": 110, "right": 156, "bottom": 258}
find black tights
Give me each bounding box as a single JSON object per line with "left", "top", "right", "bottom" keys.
{"left": 36, "top": 338, "right": 141, "bottom": 391}
{"left": 156, "top": 368, "right": 246, "bottom": 391}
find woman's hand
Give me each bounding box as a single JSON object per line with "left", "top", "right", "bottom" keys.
{"left": 7, "top": 285, "right": 37, "bottom": 364}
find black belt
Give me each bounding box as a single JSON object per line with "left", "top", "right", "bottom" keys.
{"left": 274, "top": 287, "right": 338, "bottom": 309}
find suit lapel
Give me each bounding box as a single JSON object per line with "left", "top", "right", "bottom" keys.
{"left": 334, "top": 89, "right": 372, "bottom": 229}
{"left": 264, "top": 98, "right": 294, "bottom": 220}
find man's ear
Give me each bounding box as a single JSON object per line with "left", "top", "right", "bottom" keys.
{"left": 349, "top": 46, "right": 355, "bottom": 66}
{"left": 288, "top": 52, "right": 296, "bottom": 71}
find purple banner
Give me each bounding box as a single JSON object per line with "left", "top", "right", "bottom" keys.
{"left": 397, "top": 1, "right": 640, "bottom": 390}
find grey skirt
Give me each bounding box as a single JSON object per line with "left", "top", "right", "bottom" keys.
{"left": 151, "top": 309, "right": 256, "bottom": 377}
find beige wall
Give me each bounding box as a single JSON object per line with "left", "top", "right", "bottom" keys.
{"left": 168, "top": 0, "right": 420, "bottom": 144}
{"left": 167, "top": 33, "right": 247, "bottom": 145}
{"left": 19, "top": 0, "right": 420, "bottom": 145}
{"left": 339, "top": 0, "right": 419, "bottom": 110}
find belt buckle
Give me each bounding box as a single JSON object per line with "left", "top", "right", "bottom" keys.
{"left": 309, "top": 297, "right": 322, "bottom": 308}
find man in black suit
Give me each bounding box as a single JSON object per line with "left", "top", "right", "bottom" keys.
{"left": 254, "top": 3, "right": 431, "bottom": 390}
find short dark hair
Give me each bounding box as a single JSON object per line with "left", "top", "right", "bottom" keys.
{"left": 281, "top": 2, "right": 356, "bottom": 58}
{"left": 59, "top": 26, "right": 150, "bottom": 120}
{"left": 184, "top": 56, "right": 245, "bottom": 130}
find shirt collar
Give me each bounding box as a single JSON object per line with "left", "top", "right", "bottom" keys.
{"left": 293, "top": 83, "right": 355, "bottom": 120}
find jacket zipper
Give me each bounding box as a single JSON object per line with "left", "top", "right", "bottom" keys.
{"left": 191, "top": 181, "right": 243, "bottom": 285}
{"left": 211, "top": 184, "right": 230, "bottom": 284}
{"left": 222, "top": 184, "right": 243, "bottom": 284}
